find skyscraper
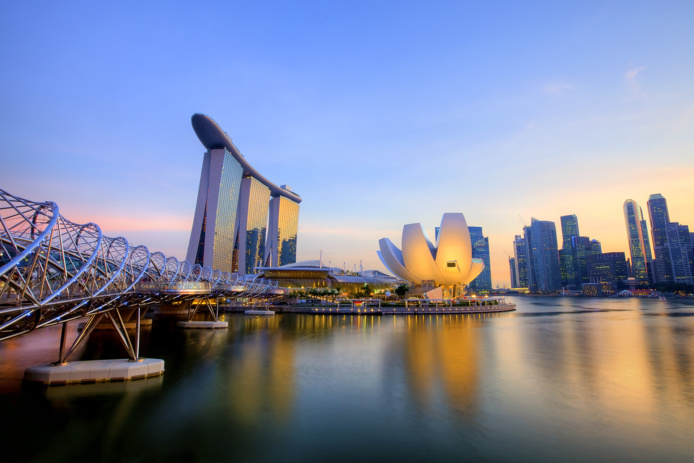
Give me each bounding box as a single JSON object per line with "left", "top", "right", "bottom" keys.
{"left": 509, "top": 257, "right": 518, "bottom": 288}
{"left": 467, "top": 226, "right": 492, "bottom": 291}
{"left": 574, "top": 236, "right": 593, "bottom": 285}
{"left": 560, "top": 215, "right": 580, "bottom": 287}
{"left": 186, "top": 114, "right": 302, "bottom": 274}
{"left": 526, "top": 218, "right": 562, "bottom": 293}
{"left": 265, "top": 193, "right": 301, "bottom": 267}
{"left": 513, "top": 234, "right": 528, "bottom": 288}
{"left": 523, "top": 226, "right": 536, "bottom": 291}
{"left": 188, "top": 146, "right": 244, "bottom": 272}
{"left": 559, "top": 249, "right": 566, "bottom": 286}
{"left": 623, "top": 199, "right": 653, "bottom": 283}
{"left": 666, "top": 223, "right": 694, "bottom": 285}
{"left": 647, "top": 193, "right": 673, "bottom": 283}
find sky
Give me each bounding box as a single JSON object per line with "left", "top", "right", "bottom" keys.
{"left": 1, "top": 1, "right": 693, "bottom": 287}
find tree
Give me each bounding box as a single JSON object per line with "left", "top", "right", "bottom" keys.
{"left": 362, "top": 283, "right": 373, "bottom": 297}
{"left": 395, "top": 283, "right": 409, "bottom": 298}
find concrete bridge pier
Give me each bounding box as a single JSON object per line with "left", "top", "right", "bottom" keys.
{"left": 24, "top": 307, "right": 164, "bottom": 386}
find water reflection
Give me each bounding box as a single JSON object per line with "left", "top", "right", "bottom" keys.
{"left": 1, "top": 299, "right": 694, "bottom": 462}
{"left": 384, "top": 314, "right": 489, "bottom": 418}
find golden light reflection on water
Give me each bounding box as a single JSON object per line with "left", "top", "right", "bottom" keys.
{"left": 214, "top": 303, "right": 694, "bottom": 447}
{"left": 0, "top": 323, "right": 86, "bottom": 394}
{"left": 492, "top": 297, "right": 694, "bottom": 450}
{"left": 223, "top": 315, "right": 295, "bottom": 425}
{"left": 2, "top": 299, "right": 694, "bottom": 461}
{"left": 394, "top": 314, "right": 488, "bottom": 414}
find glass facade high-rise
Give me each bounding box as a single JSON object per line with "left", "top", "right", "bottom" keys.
{"left": 266, "top": 193, "right": 300, "bottom": 267}
{"left": 527, "top": 218, "right": 561, "bottom": 293}
{"left": 187, "top": 114, "right": 302, "bottom": 275}
{"left": 590, "top": 239, "right": 602, "bottom": 255}
{"left": 647, "top": 193, "right": 673, "bottom": 283}
{"left": 523, "top": 226, "right": 536, "bottom": 291}
{"left": 236, "top": 177, "right": 271, "bottom": 275}
{"left": 558, "top": 215, "right": 602, "bottom": 288}
{"left": 509, "top": 257, "right": 517, "bottom": 288}
{"left": 587, "top": 252, "right": 628, "bottom": 284}
{"left": 623, "top": 199, "right": 652, "bottom": 283}
{"left": 666, "top": 223, "right": 693, "bottom": 285}
{"left": 513, "top": 234, "right": 528, "bottom": 288}
{"left": 187, "top": 148, "right": 244, "bottom": 272}
{"left": 574, "top": 236, "right": 593, "bottom": 285}
{"left": 467, "top": 226, "right": 492, "bottom": 291}
{"left": 560, "top": 215, "right": 580, "bottom": 287}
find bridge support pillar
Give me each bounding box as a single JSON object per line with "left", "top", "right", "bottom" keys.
{"left": 177, "top": 297, "right": 228, "bottom": 329}
{"left": 24, "top": 307, "right": 165, "bottom": 386}
{"left": 24, "top": 358, "right": 165, "bottom": 385}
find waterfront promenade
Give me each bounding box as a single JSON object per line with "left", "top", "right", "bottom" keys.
{"left": 224, "top": 303, "right": 516, "bottom": 315}
{"left": 222, "top": 297, "right": 516, "bottom": 315}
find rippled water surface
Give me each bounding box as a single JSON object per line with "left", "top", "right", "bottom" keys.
{"left": 2, "top": 296, "right": 694, "bottom": 462}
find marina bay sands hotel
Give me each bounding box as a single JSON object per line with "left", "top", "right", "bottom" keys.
{"left": 186, "top": 114, "right": 301, "bottom": 274}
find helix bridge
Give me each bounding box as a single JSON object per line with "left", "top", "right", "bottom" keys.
{"left": 0, "top": 188, "right": 283, "bottom": 365}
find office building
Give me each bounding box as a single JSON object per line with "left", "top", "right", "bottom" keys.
{"left": 513, "top": 235, "right": 528, "bottom": 288}
{"left": 467, "top": 226, "right": 492, "bottom": 291}
{"left": 587, "top": 252, "right": 628, "bottom": 285}
{"left": 559, "top": 215, "right": 603, "bottom": 287}
{"left": 666, "top": 223, "right": 693, "bottom": 285}
{"left": 526, "top": 218, "right": 562, "bottom": 293}
{"left": 560, "top": 215, "right": 580, "bottom": 287}
{"left": 590, "top": 239, "right": 602, "bottom": 255}
{"left": 647, "top": 194, "right": 673, "bottom": 283}
{"left": 623, "top": 199, "right": 653, "bottom": 283}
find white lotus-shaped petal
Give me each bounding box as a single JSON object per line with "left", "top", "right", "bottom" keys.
{"left": 378, "top": 213, "right": 484, "bottom": 287}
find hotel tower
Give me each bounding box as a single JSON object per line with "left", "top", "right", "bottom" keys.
{"left": 186, "top": 114, "right": 301, "bottom": 274}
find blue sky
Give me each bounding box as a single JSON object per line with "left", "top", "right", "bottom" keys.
{"left": 2, "top": 1, "right": 693, "bottom": 285}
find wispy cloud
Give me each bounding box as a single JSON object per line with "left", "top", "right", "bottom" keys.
{"left": 66, "top": 214, "right": 191, "bottom": 234}
{"left": 625, "top": 66, "right": 646, "bottom": 94}
{"left": 543, "top": 83, "right": 573, "bottom": 95}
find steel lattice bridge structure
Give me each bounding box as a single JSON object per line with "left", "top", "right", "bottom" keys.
{"left": 0, "top": 189, "right": 283, "bottom": 363}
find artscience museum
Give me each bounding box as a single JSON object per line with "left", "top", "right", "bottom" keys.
{"left": 378, "top": 213, "right": 485, "bottom": 296}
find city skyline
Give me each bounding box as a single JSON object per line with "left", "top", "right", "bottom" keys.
{"left": 1, "top": 1, "right": 693, "bottom": 286}
{"left": 508, "top": 191, "right": 692, "bottom": 292}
